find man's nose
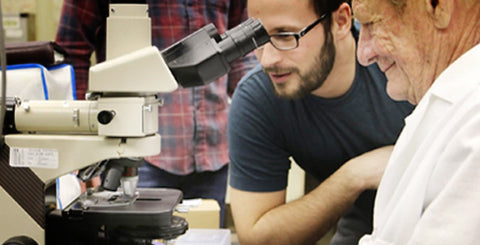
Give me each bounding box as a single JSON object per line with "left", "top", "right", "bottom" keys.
{"left": 356, "top": 28, "right": 377, "bottom": 66}
{"left": 257, "top": 43, "right": 283, "bottom": 68}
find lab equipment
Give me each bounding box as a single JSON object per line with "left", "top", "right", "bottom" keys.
{"left": 0, "top": 2, "right": 268, "bottom": 245}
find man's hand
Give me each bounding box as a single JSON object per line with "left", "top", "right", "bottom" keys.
{"left": 339, "top": 145, "right": 394, "bottom": 190}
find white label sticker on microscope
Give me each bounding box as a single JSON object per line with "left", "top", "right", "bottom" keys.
{"left": 9, "top": 147, "right": 59, "bottom": 169}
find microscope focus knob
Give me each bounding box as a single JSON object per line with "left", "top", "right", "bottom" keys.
{"left": 97, "top": 110, "right": 116, "bottom": 125}
{"left": 2, "top": 236, "right": 38, "bottom": 245}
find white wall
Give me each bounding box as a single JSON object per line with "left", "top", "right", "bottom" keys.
{"left": 1, "top": 0, "right": 63, "bottom": 41}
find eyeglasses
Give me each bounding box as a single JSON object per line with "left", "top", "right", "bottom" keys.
{"left": 260, "top": 13, "right": 329, "bottom": 51}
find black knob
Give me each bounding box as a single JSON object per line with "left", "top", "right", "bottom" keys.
{"left": 3, "top": 236, "right": 38, "bottom": 245}
{"left": 97, "top": 110, "right": 116, "bottom": 125}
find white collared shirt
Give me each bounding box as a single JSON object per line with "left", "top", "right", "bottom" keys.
{"left": 360, "top": 43, "right": 480, "bottom": 245}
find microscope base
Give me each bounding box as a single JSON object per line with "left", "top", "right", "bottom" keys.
{"left": 46, "top": 188, "right": 188, "bottom": 245}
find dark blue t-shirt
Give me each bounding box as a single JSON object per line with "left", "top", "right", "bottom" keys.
{"left": 228, "top": 62, "right": 414, "bottom": 244}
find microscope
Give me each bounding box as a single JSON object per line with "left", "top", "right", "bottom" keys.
{"left": 0, "top": 1, "right": 269, "bottom": 244}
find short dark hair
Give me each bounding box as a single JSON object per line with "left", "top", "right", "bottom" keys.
{"left": 312, "top": 0, "right": 351, "bottom": 17}
{"left": 311, "top": 0, "right": 351, "bottom": 34}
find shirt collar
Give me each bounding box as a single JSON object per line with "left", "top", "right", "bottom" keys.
{"left": 428, "top": 43, "right": 480, "bottom": 104}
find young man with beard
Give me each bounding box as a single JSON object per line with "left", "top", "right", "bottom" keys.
{"left": 227, "top": 0, "right": 413, "bottom": 244}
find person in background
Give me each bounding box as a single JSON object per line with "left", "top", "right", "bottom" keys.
{"left": 352, "top": 0, "right": 480, "bottom": 244}
{"left": 227, "top": 0, "right": 414, "bottom": 244}
{"left": 55, "top": 0, "right": 258, "bottom": 228}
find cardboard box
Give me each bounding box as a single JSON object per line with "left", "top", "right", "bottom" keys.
{"left": 174, "top": 199, "right": 220, "bottom": 229}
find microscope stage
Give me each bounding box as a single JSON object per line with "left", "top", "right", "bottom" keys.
{"left": 63, "top": 188, "right": 182, "bottom": 227}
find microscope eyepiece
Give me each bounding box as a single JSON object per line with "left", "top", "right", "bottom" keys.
{"left": 218, "top": 18, "right": 270, "bottom": 63}
{"left": 161, "top": 18, "right": 270, "bottom": 87}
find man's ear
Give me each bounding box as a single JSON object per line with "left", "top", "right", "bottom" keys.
{"left": 331, "top": 2, "right": 352, "bottom": 40}
{"left": 425, "top": 0, "right": 453, "bottom": 29}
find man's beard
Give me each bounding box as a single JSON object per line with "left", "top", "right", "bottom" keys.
{"left": 267, "top": 32, "right": 336, "bottom": 100}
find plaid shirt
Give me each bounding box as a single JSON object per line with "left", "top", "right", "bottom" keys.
{"left": 56, "top": 0, "right": 257, "bottom": 175}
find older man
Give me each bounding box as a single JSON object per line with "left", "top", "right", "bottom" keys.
{"left": 353, "top": 0, "right": 480, "bottom": 244}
